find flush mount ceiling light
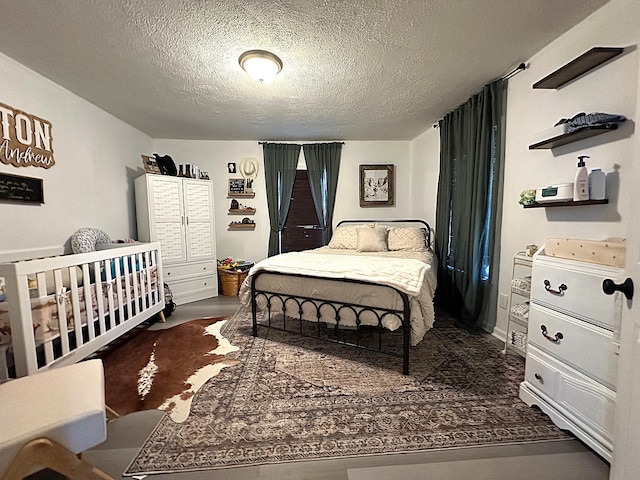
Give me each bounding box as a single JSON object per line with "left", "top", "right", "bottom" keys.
{"left": 238, "top": 50, "right": 283, "bottom": 82}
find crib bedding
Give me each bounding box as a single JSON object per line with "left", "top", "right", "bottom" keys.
{"left": 239, "top": 247, "right": 437, "bottom": 346}
{"left": 0, "top": 267, "right": 158, "bottom": 345}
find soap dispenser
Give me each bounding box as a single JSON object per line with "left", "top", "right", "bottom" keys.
{"left": 573, "top": 155, "right": 589, "bottom": 201}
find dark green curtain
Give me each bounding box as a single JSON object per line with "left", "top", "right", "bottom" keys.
{"left": 263, "top": 143, "right": 301, "bottom": 256}
{"left": 302, "top": 142, "right": 343, "bottom": 245}
{"left": 434, "top": 80, "right": 506, "bottom": 328}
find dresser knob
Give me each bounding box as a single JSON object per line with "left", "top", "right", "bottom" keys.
{"left": 544, "top": 280, "right": 567, "bottom": 295}
{"left": 540, "top": 324, "right": 563, "bottom": 343}
{"left": 603, "top": 278, "right": 634, "bottom": 300}
{"left": 534, "top": 373, "right": 542, "bottom": 381}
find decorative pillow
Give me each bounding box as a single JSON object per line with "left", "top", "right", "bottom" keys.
{"left": 387, "top": 227, "right": 428, "bottom": 252}
{"left": 70, "top": 227, "right": 112, "bottom": 254}
{"left": 356, "top": 225, "right": 389, "bottom": 252}
{"left": 329, "top": 224, "right": 374, "bottom": 249}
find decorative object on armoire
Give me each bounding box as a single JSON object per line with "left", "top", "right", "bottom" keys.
{"left": 135, "top": 174, "right": 217, "bottom": 305}
{"left": 124, "top": 306, "right": 570, "bottom": 476}
{"left": 0, "top": 172, "right": 44, "bottom": 204}
{"left": 141, "top": 155, "right": 161, "bottom": 174}
{"left": 153, "top": 153, "right": 178, "bottom": 176}
{"left": 0, "top": 101, "right": 55, "bottom": 169}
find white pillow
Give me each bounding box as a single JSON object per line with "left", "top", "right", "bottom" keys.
{"left": 356, "top": 225, "right": 389, "bottom": 252}
{"left": 329, "top": 224, "right": 373, "bottom": 249}
{"left": 387, "top": 227, "right": 428, "bottom": 252}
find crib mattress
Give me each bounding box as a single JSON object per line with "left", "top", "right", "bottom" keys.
{"left": 545, "top": 238, "right": 626, "bottom": 268}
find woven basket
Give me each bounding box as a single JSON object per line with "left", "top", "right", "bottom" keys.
{"left": 218, "top": 267, "right": 248, "bottom": 296}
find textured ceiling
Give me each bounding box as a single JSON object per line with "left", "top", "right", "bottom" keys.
{"left": 0, "top": 0, "right": 608, "bottom": 141}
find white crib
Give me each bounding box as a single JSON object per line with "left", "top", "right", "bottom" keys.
{"left": 0, "top": 243, "right": 164, "bottom": 380}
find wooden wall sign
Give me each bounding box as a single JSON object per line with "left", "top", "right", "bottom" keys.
{"left": 0, "top": 172, "right": 44, "bottom": 203}
{"left": 0, "top": 102, "right": 55, "bottom": 169}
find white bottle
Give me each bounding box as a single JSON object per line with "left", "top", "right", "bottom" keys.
{"left": 589, "top": 168, "right": 606, "bottom": 200}
{"left": 573, "top": 155, "right": 589, "bottom": 201}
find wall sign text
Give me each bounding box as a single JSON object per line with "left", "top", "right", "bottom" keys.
{"left": 0, "top": 102, "right": 55, "bottom": 169}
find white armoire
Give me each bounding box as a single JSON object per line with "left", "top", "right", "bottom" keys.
{"left": 135, "top": 174, "right": 217, "bottom": 305}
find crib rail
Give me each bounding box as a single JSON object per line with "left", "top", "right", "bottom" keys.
{"left": 0, "top": 243, "right": 164, "bottom": 379}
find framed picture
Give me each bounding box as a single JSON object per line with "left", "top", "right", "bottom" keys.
{"left": 141, "top": 155, "right": 161, "bottom": 174}
{"left": 228, "top": 178, "right": 246, "bottom": 195}
{"left": 359, "top": 164, "right": 395, "bottom": 207}
{"left": 228, "top": 162, "right": 237, "bottom": 174}
{"left": 0, "top": 172, "right": 44, "bottom": 204}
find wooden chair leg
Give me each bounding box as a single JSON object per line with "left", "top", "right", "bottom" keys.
{"left": 158, "top": 310, "right": 167, "bottom": 323}
{"left": 1, "top": 437, "right": 114, "bottom": 480}
{"left": 105, "top": 404, "right": 120, "bottom": 420}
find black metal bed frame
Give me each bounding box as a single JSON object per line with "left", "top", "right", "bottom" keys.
{"left": 249, "top": 219, "right": 432, "bottom": 376}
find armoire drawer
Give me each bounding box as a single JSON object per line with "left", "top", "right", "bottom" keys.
{"left": 528, "top": 303, "right": 618, "bottom": 389}
{"left": 523, "top": 345, "right": 616, "bottom": 447}
{"left": 164, "top": 261, "right": 216, "bottom": 281}
{"left": 530, "top": 256, "right": 622, "bottom": 330}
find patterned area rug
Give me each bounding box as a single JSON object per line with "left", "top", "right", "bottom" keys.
{"left": 124, "top": 306, "right": 569, "bottom": 475}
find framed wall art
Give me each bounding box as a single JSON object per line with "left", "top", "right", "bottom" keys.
{"left": 359, "top": 164, "right": 395, "bottom": 207}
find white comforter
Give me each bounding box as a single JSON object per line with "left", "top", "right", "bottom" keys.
{"left": 239, "top": 248, "right": 437, "bottom": 345}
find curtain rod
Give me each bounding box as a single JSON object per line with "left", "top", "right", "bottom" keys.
{"left": 500, "top": 62, "right": 527, "bottom": 81}
{"left": 433, "top": 63, "right": 527, "bottom": 128}
{"left": 258, "top": 141, "right": 345, "bottom": 145}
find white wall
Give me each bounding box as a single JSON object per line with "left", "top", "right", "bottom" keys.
{"left": 0, "top": 52, "right": 152, "bottom": 251}
{"left": 152, "top": 139, "right": 414, "bottom": 263}
{"left": 409, "top": 127, "right": 440, "bottom": 230}
{"left": 494, "top": 0, "right": 639, "bottom": 337}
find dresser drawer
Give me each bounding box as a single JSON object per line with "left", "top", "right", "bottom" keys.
{"left": 528, "top": 303, "right": 618, "bottom": 389}
{"left": 530, "top": 255, "right": 622, "bottom": 330}
{"left": 164, "top": 261, "right": 216, "bottom": 281}
{"left": 524, "top": 345, "right": 616, "bottom": 448}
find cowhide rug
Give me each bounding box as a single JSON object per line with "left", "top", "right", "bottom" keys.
{"left": 99, "top": 317, "right": 238, "bottom": 422}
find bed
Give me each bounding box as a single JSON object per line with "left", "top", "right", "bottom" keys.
{"left": 239, "top": 220, "right": 437, "bottom": 374}
{"left": 0, "top": 242, "right": 164, "bottom": 380}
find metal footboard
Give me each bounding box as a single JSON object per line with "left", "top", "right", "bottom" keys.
{"left": 250, "top": 270, "right": 412, "bottom": 375}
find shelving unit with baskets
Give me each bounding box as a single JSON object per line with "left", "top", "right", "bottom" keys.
{"left": 503, "top": 251, "right": 533, "bottom": 356}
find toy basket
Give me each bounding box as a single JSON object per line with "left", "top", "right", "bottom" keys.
{"left": 217, "top": 267, "right": 249, "bottom": 296}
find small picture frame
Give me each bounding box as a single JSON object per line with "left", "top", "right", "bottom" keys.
{"left": 359, "top": 164, "right": 395, "bottom": 207}
{"left": 228, "top": 178, "right": 246, "bottom": 195}
{"left": 228, "top": 162, "right": 237, "bottom": 174}
{"left": 141, "top": 155, "right": 161, "bottom": 174}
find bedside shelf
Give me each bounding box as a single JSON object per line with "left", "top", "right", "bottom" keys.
{"left": 528, "top": 124, "right": 618, "bottom": 150}
{"left": 523, "top": 199, "right": 608, "bottom": 209}
{"left": 533, "top": 47, "right": 624, "bottom": 89}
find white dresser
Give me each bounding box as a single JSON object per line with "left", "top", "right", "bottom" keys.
{"left": 519, "top": 246, "right": 624, "bottom": 460}
{"left": 135, "top": 174, "right": 217, "bottom": 305}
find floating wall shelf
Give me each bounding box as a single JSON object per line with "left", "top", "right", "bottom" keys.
{"left": 523, "top": 199, "right": 608, "bottom": 209}
{"left": 227, "top": 193, "right": 255, "bottom": 198}
{"left": 533, "top": 47, "right": 624, "bottom": 89}
{"left": 228, "top": 209, "right": 256, "bottom": 215}
{"left": 528, "top": 124, "right": 618, "bottom": 150}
